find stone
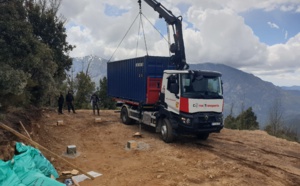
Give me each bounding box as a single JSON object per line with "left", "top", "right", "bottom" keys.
{"left": 57, "top": 120, "right": 64, "bottom": 126}
{"left": 67, "top": 145, "right": 76, "bottom": 154}
{"left": 127, "top": 140, "right": 138, "bottom": 149}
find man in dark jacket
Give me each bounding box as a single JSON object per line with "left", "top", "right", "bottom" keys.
{"left": 58, "top": 92, "right": 64, "bottom": 114}
{"left": 66, "top": 91, "right": 76, "bottom": 113}
{"left": 90, "top": 93, "right": 100, "bottom": 115}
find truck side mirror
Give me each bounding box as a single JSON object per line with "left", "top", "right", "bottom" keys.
{"left": 170, "top": 83, "right": 179, "bottom": 95}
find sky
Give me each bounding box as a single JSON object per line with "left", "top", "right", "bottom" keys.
{"left": 58, "top": 0, "right": 300, "bottom": 87}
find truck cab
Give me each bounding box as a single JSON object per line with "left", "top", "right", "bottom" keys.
{"left": 156, "top": 70, "right": 224, "bottom": 142}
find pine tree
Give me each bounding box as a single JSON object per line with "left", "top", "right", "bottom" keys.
{"left": 0, "top": 0, "right": 53, "bottom": 107}
{"left": 99, "top": 77, "right": 116, "bottom": 109}
{"left": 25, "top": 0, "right": 74, "bottom": 82}
{"left": 224, "top": 107, "right": 259, "bottom": 130}
{"left": 224, "top": 115, "right": 237, "bottom": 129}
{"left": 0, "top": 0, "right": 74, "bottom": 108}
{"left": 239, "top": 107, "right": 259, "bottom": 130}
{"left": 74, "top": 72, "right": 95, "bottom": 109}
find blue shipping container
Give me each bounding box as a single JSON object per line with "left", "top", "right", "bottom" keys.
{"left": 107, "top": 56, "right": 174, "bottom": 105}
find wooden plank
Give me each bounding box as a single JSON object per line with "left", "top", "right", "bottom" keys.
{"left": 19, "top": 121, "right": 32, "bottom": 140}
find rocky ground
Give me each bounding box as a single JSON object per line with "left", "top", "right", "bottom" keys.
{"left": 1, "top": 109, "right": 300, "bottom": 186}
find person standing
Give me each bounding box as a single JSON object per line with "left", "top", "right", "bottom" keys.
{"left": 90, "top": 93, "right": 100, "bottom": 115}
{"left": 66, "top": 91, "right": 76, "bottom": 113}
{"left": 58, "top": 92, "right": 64, "bottom": 114}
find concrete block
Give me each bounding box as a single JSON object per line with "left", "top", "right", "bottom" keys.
{"left": 57, "top": 120, "right": 63, "bottom": 125}
{"left": 67, "top": 145, "right": 76, "bottom": 154}
{"left": 127, "top": 140, "right": 138, "bottom": 149}
{"left": 95, "top": 118, "right": 101, "bottom": 123}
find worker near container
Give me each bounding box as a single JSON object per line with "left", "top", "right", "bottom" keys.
{"left": 66, "top": 91, "right": 76, "bottom": 114}
{"left": 58, "top": 92, "right": 64, "bottom": 114}
{"left": 90, "top": 93, "right": 100, "bottom": 115}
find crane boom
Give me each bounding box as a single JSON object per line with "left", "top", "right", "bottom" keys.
{"left": 142, "top": 0, "right": 188, "bottom": 70}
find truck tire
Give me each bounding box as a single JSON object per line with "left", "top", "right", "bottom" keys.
{"left": 197, "top": 133, "right": 209, "bottom": 140}
{"left": 121, "top": 107, "right": 132, "bottom": 125}
{"left": 160, "top": 118, "right": 174, "bottom": 143}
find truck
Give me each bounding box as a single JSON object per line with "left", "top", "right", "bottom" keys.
{"left": 107, "top": 0, "right": 224, "bottom": 143}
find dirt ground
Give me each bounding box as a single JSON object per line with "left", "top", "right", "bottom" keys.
{"left": 2, "top": 109, "right": 300, "bottom": 186}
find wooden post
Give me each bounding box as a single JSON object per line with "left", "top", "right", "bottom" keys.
{"left": 0, "top": 122, "right": 94, "bottom": 180}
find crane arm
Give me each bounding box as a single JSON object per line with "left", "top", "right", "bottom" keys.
{"left": 142, "top": 0, "right": 188, "bottom": 70}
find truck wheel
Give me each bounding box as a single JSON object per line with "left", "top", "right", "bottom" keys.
{"left": 121, "top": 107, "right": 132, "bottom": 125}
{"left": 160, "top": 118, "right": 174, "bottom": 143}
{"left": 197, "top": 133, "right": 209, "bottom": 140}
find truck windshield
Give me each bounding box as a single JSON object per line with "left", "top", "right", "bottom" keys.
{"left": 180, "top": 73, "right": 223, "bottom": 99}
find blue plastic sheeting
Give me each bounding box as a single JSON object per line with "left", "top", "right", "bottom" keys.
{"left": 0, "top": 142, "right": 64, "bottom": 186}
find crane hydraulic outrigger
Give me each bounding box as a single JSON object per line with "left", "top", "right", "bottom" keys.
{"left": 107, "top": 0, "right": 224, "bottom": 143}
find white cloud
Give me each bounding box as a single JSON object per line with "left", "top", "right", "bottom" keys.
{"left": 185, "top": 7, "right": 267, "bottom": 67}
{"left": 280, "top": 4, "right": 296, "bottom": 11}
{"left": 66, "top": 25, "right": 92, "bottom": 57}
{"left": 242, "top": 33, "right": 300, "bottom": 86}
{"left": 267, "top": 33, "right": 300, "bottom": 69}
{"left": 162, "top": 0, "right": 300, "bottom": 13}
{"left": 267, "top": 22, "right": 280, "bottom": 29}
{"left": 59, "top": 0, "right": 300, "bottom": 86}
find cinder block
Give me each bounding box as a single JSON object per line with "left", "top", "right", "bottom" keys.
{"left": 127, "top": 140, "right": 138, "bottom": 149}
{"left": 57, "top": 120, "right": 63, "bottom": 125}
{"left": 67, "top": 145, "right": 76, "bottom": 154}
{"left": 95, "top": 118, "right": 101, "bottom": 123}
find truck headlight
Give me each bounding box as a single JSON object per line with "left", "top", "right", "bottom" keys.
{"left": 181, "top": 117, "right": 191, "bottom": 125}
{"left": 218, "top": 115, "right": 223, "bottom": 122}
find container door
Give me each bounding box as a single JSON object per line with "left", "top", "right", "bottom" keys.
{"left": 146, "top": 77, "right": 162, "bottom": 104}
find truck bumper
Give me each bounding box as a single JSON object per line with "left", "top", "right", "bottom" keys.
{"left": 177, "top": 123, "right": 223, "bottom": 134}
{"left": 172, "top": 112, "right": 224, "bottom": 135}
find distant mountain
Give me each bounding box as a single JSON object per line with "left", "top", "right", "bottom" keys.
{"left": 70, "top": 56, "right": 300, "bottom": 130}
{"left": 281, "top": 86, "right": 300, "bottom": 91}
{"left": 69, "top": 55, "right": 108, "bottom": 87}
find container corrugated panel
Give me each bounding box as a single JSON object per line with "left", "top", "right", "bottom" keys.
{"left": 107, "top": 56, "right": 174, "bottom": 104}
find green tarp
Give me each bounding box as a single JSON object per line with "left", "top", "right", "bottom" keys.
{"left": 0, "top": 160, "right": 25, "bottom": 186}
{"left": 0, "top": 142, "right": 64, "bottom": 186}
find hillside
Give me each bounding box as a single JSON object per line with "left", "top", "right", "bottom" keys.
{"left": 281, "top": 86, "right": 300, "bottom": 91}
{"left": 1, "top": 109, "right": 300, "bottom": 185}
